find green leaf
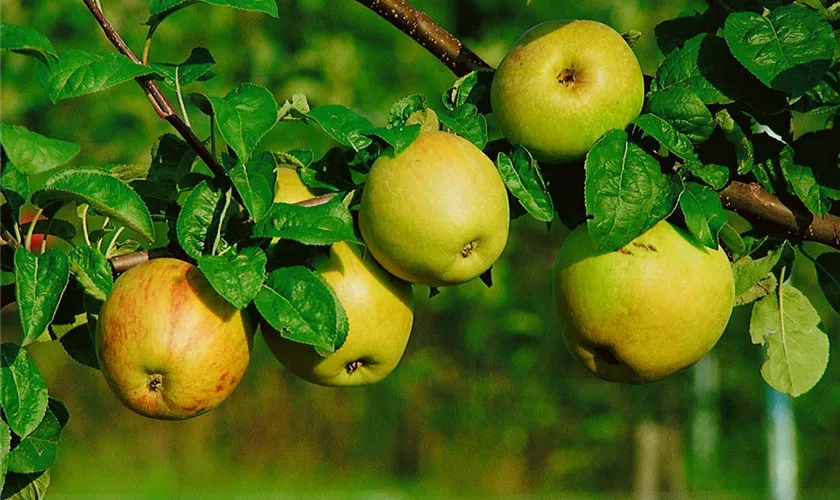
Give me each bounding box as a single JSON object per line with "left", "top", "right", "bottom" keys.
{"left": 646, "top": 87, "right": 716, "bottom": 144}
{"left": 67, "top": 247, "right": 113, "bottom": 301}
{"left": 1, "top": 164, "right": 30, "bottom": 222}
{"left": 750, "top": 284, "right": 829, "bottom": 397}
{"left": 442, "top": 69, "right": 493, "bottom": 111}
{"left": 735, "top": 272, "right": 778, "bottom": 307}
{"left": 495, "top": 146, "right": 554, "bottom": 222}
{"left": 176, "top": 181, "right": 223, "bottom": 260}
{"left": 0, "top": 123, "right": 80, "bottom": 175}
{"left": 779, "top": 145, "right": 833, "bottom": 217}
{"left": 31, "top": 168, "right": 155, "bottom": 242}
{"left": 714, "top": 109, "right": 754, "bottom": 175}
{"left": 791, "top": 63, "right": 840, "bottom": 113}
{"left": 678, "top": 182, "right": 727, "bottom": 248}
{"left": 733, "top": 241, "right": 792, "bottom": 302}
{"left": 254, "top": 266, "right": 340, "bottom": 353}
{"left": 684, "top": 162, "right": 729, "bottom": 190}
{"left": 295, "top": 148, "right": 355, "bottom": 193}
{"left": 388, "top": 94, "right": 428, "bottom": 127}
{"left": 304, "top": 105, "right": 375, "bottom": 152}
{"left": 148, "top": 0, "right": 279, "bottom": 27}
{"left": 438, "top": 104, "right": 488, "bottom": 150}
{"left": 278, "top": 94, "right": 311, "bottom": 122}
{"left": 0, "top": 344, "right": 48, "bottom": 440}
{"left": 13, "top": 249, "right": 70, "bottom": 347}
{"left": 0, "top": 23, "right": 57, "bottom": 68}
{"left": 653, "top": 34, "right": 747, "bottom": 104}
{"left": 198, "top": 247, "right": 267, "bottom": 309}
{"left": 59, "top": 294, "right": 100, "bottom": 370}
{"left": 724, "top": 4, "right": 834, "bottom": 98}
{"left": 36, "top": 50, "right": 158, "bottom": 103}
{"left": 59, "top": 324, "right": 99, "bottom": 370}
{"left": 718, "top": 223, "right": 746, "bottom": 258}
{"left": 192, "top": 83, "right": 279, "bottom": 162}
{"left": 149, "top": 47, "right": 215, "bottom": 91}
{"left": 584, "top": 130, "right": 683, "bottom": 252}
{"left": 0, "top": 419, "right": 10, "bottom": 494}
{"left": 632, "top": 113, "right": 698, "bottom": 162}
{"left": 226, "top": 152, "right": 276, "bottom": 222}
{"left": 252, "top": 195, "right": 358, "bottom": 246}
{"left": 653, "top": 10, "right": 713, "bottom": 56}
{"left": 365, "top": 125, "right": 422, "bottom": 156}
{"left": 7, "top": 399, "right": 68, "bottom": 474}
{"left": 814, "top": 252, "right": 839, "bottom": 314}
{"left": 1, "top": 469, "right": 50, "bottom": 500}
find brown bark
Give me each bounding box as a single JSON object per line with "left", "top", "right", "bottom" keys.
{"left": 354, "top": 0, "right": 491, "bottom": 76}
{"left": 720, "top": 181, "right": 840, "bottom": 250}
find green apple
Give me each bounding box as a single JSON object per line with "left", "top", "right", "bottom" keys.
{"left": 491, "top": 20, "right": 645, "bottom": 163}
{"left": 359, "top": 130, "right": 510, "bottom": 286}
{"left": 553, "top": 221, "right": 734, "bottom": 383}
{"left": 262, "top": 241, "right": 414, "bottom": 386}
{"left": 274, "top": 165, "right": 315, "bottom": 204}
{"left": 96, "top": 258, "right": 254, "bottom": 419}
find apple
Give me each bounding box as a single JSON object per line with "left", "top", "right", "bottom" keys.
{"left": 358, "top": 130, "right": 510, "bottom": 286}
{"left": 553, "top": 221, "right": 734, "bottom": 383}
{"left": 274, "top": 165, "right": 316, "bottom": 204}
{"left": 96, "top": 258, "right": 254, "bottom": 419}
{"left": 262, "top": 241, "right": 414, "bottom": 386}
{"left": 491, "top": 20, "right": 645, "bottom": 163}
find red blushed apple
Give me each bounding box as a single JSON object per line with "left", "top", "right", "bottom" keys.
{"left": 96, "top": 258, "right": 254, "bottom": 420}
{"left": 19, "top": 206, "right": 53, "bottom": 253}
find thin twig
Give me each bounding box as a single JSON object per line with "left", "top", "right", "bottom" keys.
{"left": 80, "top": 0, "right": 229, "bottom": 183}
{"left": 354, "top": 0, "right": 491, "bottom": 76}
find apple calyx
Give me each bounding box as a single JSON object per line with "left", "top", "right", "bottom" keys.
{"left": 557, "top": 67, "right": 576, "bottom": 87}
{"left": 460, "top": 240, "right": 477, "bottom": 258}
{"left": 345, "top": 359, "right": 363, "bottom": 374}
{"left": 148, "top": 374, "right": 163, "bottom": 391}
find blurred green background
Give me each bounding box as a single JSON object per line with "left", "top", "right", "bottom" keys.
{"left": 3, "top": 0, "right": 839, "bottom": 497}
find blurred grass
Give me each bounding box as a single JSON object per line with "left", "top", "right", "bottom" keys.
{"left": 3, "top": 0, "right": 840, "bottom": 497}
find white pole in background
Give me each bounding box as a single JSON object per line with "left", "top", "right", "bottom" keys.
{"left": 768, "top": 388, "right": 797, "bottom": 500}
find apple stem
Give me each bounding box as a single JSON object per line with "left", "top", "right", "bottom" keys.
{"left": 39, "top": 217, "right": 55, "bottom": 254}
{"left": 80, "top": 204, "right": 92, "bottom": 247}
{"left": 105, "top": 227, "right": 126, "bottom": 260}
{"left": 97, "top": 217, "right": 111, "bottom": 251}
{"left": 24, "top": 207, "right": 45, "bottom": 253}
{"left": 211, "top": 190, "right": 233, "bottom": 256}
{"left": 175, "top": 66, "right": 192, "bottom": 129}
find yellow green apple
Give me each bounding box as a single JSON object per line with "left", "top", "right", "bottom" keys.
{"left": 96, "top": 258, "right": 253, "bottom": 419}
{"left": 262, "top": 241, "right": 414, "bottom": 386}
{"left": 358, "top": 130, "right": 510, "bottom": 286}
{"left": 274, "top": 165, "right": 315, "bottom": 204}
{"left": 553, "top": 221, "right": 734, "bottom": 383}
{"left": 492, "top": 20, "right": 645, "bottom": 163}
